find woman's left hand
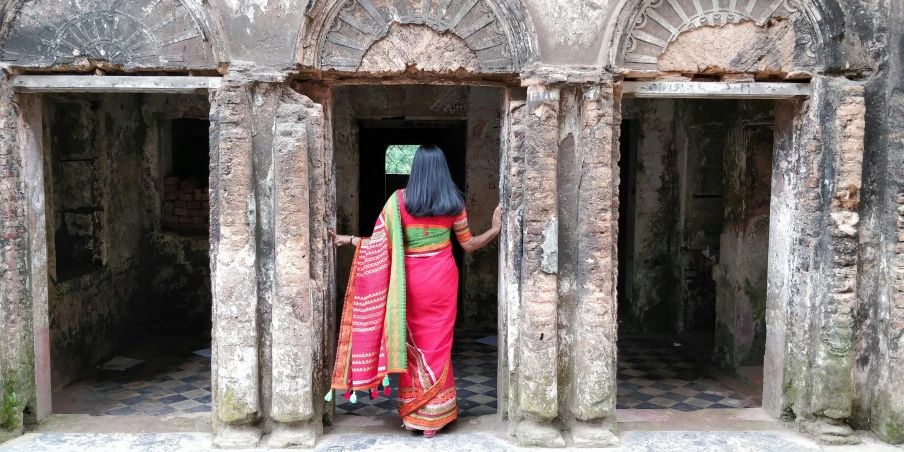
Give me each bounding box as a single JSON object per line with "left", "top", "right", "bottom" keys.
{"left": 491, "top": 204, "right": 503, "bottom": 232}
{"left": 328, "top": 229, "right": 352, "bottom": 247}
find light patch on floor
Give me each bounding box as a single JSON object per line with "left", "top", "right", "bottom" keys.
{"left": 3, "top": 430, "right": 899, "bottom": 451}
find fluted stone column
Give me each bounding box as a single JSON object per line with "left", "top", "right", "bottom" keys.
{"left": 802, "top": 78, "right": 864, "bottom": 444}
{"left": 210, "top": 75, "right": 262, "bottom": 448}
{"left": 269, "top": 87, "right": 329, "bottom": 449}
{"left": 505, "top": 74, "right": 624, "bottom": 448}
{"left": 498, "top": 87, "right": 526, "bottom": 423}
{"left": 210, "top": 69, "right": 333, "bottom": 449}
{"left": 511, "top": 83, "right": 563, "bottom": 447}
{"left": 566, "top": 83, "right": 620, "bottom": 447}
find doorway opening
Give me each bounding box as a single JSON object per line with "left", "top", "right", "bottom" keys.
{"left": 332, "top": 84, "right": 501, "bottom": 419}
{"left": 357, "top": 120, "right": 468, "bottom": 313}
{"left": 616, "top": 98, "right": 775, "bottom": 411}
{"left": 43, "top": 93, "right": 213, "bottom": 418}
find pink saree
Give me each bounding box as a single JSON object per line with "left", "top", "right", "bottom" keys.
{"left": 330, "top": 190, "right": 471, "bottom": 430}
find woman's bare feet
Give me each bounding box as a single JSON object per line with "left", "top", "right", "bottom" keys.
{"left": 423, "top": 430, "right": 436, "bottom": 438}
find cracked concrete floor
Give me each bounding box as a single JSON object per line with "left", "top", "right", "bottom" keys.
{"left": 1, "top": 409, "right": 901, "bottom": 451}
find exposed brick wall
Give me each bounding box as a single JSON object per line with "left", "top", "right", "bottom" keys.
{"left": 163, "top": 177, "right": 210, "bottom": 232}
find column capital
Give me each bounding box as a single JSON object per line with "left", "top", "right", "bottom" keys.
{"left": 519, "top": 64, "right": 616, "bottom": 87}
{"left": 221, "top": 61, "right": 290, "bottom": 86}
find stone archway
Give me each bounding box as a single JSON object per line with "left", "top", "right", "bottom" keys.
{"left": 0, "top": 0, "right": 224, "bottom": 70}
{"left": 604, "top": 0, "right": 848, "bottom": 73}
{"left": 297, "top": 0, "right": 538, "bottom": 72}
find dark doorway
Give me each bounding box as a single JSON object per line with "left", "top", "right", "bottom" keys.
{"left": 358, "top": 120, "right": 468, "bottom": 313}
{"left": 358, "top": 120, "right": 467, "bottom": 233}
{"left": 333, "top": 86, "right": 501, "bottom": 420}
{"left": 617, "top": 120, "right": 636, "bottom": 322}
{"left": 171, "top": 118, "right": 211, "bottom": 183}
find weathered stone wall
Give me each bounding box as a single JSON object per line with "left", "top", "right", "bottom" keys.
{"left": 332, "top": 84, "right": 501, "bottom": 332}
{"left": 0, "top": 0, "right": 878, "bottom": 75}
{"left": 43, "top": 94, "right": 154, "bottom": 388}
{"left": 142, "top": 96, "right": 212, "bottom": 335}
{"left": 851, "top": 0, "right": 904, "bottom": 445}
{"left": 0, "top": 74, "right": 35, "bottom": 442}
{"left": 620, "top": 99, "right": 676, "bottom": 330}
{"left": 713, "top": 102, "right": 774, "bottom": 372}
{"left": 621, "top": 98, "right": 773, "bottom": 374}
{"left": 672, "top": 101, "right": 729, "bottom": 340}
{"left": 0, "top": 0, "right": 220, "bottom": 70}
{"left": 464, "top": 86, "right": 504, "bottom": 330}
{"left": 40, "top": 93, "right": 212, "bottom": 388}
{"left": 143, "top": 233, "right": 212, "bottom": 334}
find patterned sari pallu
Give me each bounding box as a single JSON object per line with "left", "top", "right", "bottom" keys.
{"left": 331, "top": 192, "right": 407, "bottom": 394}
{"left": 329, "top": 190, "right": 465, "bottom": 430}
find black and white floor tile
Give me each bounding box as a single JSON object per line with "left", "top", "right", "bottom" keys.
{"left": 54, "top": 354, "right": 212, "bottom": 416}
{"left": 616, "top": 336, "right": 756, "bottom": 411}
{"left": 336, "top": 335, "right": 755, "bottom": 416}
{"left": 336, "top": 336, "right": 498, "bottom": 418}
{"left": 56, "top": 335, "right": 752, "bottom": 417}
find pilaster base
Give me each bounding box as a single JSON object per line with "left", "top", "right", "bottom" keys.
{"left": 267, "top": 422, "right": 319, "bottom": 449}
{"left": 0, "top": 425, "right": 23, "bottom": 444}
{"left": 800, "top": 417, "right": 860, "bottom": 445}
{"left": 213, "top": 424, "right": 263, "bottom": 449}
{"left": 514, "top": 419, "right": 565, "bottom": 448}
{"left": 569, "top": 420, "right": 620, "bottom": 448}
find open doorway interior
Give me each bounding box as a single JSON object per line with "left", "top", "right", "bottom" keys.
{"left": 46, "top": 93, "right": 213, "bottom": 417}
{"left": 333, "top": 85, "right": 500, "bottom": 418}
{"left": 616, "top": 98, "right": 774, "bottom": 411}
{"left": 358, "top": 120, "right": 468, "bottom": 318}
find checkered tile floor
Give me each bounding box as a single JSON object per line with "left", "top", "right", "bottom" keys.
{"left": 336, "top": 336, "right": 498, "bottom": 418}
{"left": 54, "top": 335, "right": 751, "bottom": 417}
{"left": 53, "top": 353, "right": 212, "bottom": 416}
{"left": 616, "top": 336, "right": 756, "bottom": 410}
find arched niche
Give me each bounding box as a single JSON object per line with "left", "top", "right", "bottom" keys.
{"left": 298, "top": 0, "right": 538, "bottom": 73}
{"left": 0, "top": 0, "right": 223, "bottom": 70}
{"left": 607, "top": 0, "right": 846, "bottom": 74}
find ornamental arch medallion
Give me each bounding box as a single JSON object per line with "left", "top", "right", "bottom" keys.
{"left": 300, "top": 0, "right": 537, "bottom": 73}
{"left": 1, "top": 0, "right": 218, "bottom": 69}
{"left": 612, "top": 0, "right": 826, "bottom": 72}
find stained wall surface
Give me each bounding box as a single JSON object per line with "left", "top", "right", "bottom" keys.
{"left": 621, "top": 98, "right": 773, "bottom": 373}
{"left": 0, "top": 0, "right": 903, "bottom": 447}
{"left": 41, "top": 93, "right": 212, "bottom": 388}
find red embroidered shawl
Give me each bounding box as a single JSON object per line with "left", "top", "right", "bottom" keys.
{"left": 331, "top": 192, "right": 407, "bottom": 391}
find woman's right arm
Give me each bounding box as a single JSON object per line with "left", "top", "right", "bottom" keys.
{"left": 459, "top": 205, "right": 502, "bottom": 253}
{"left": 328, "top": 230, "right": 363, "bottom": 247}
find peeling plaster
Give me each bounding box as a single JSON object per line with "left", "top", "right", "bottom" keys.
{"left": 539, "top": 217, "right": 558, "bottom": 274}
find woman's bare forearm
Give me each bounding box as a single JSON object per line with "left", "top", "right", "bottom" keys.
{"left": 461, "top": 227, "right": 499, "bottom": 253}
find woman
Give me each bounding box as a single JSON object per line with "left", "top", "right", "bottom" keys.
{"left": 328, "top": 144, "right": 501, "bottom": 437}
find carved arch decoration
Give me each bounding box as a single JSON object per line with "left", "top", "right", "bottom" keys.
{"left": 0, "top": 0, "right": 222, "bottom": 70}
{"left": 610, "top": 0, "right": 845, "bottom": 72}
{"left": 299, "top": 0, "right": 537, "bottom": 73}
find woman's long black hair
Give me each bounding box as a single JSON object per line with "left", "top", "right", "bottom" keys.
{"left": 404, "top": 144, "right": 465, "bottom": 217}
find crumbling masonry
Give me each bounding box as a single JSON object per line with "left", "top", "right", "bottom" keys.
{"left": 0, "top": 0, "right": 902, "bottom": 448}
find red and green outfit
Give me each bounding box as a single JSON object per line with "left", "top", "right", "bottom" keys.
{"left": 330, "top": 190, "right": 471, "bottom": 430}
